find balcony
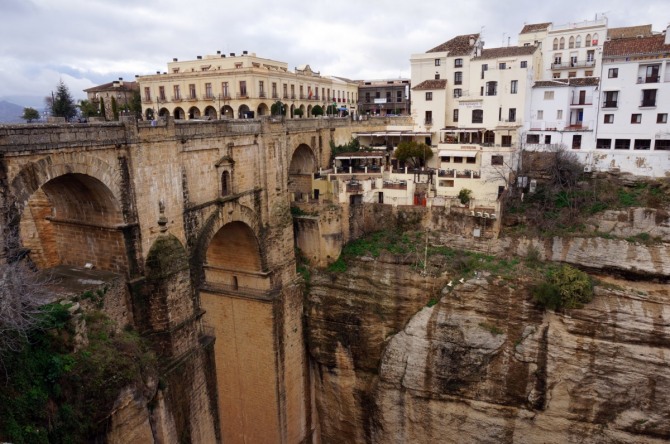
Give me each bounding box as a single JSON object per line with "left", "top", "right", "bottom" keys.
{"left": 290, "top": 94, "right": 296, "bottom": 99}
{"left": 637, "top": 76, "right": 660, "bottom": 84}
{"left": 272, "top": 93, "right": 278, "bottom": 99}
{"left": 259, "top": 91, "right": 267, "bottom": 98}
{"left": 203, "top": 93, "right": 214, "bottom": 100}
{"left": 383, "top": 180, "right": 407, "bottom": 190}
{"left": 551, "top": 60, "right": 596, "bottom": 70}
{"left": 424, "top": 118, "right": 433, "bottom": 126}
{"left": 186, "top": 94, "right": 198, "bottom": 101}
{"left": 237, "top": 93, "right": 249, "bottom": 99}
{"left": 142, "top": 97, "right": 153, "bottom": 103}
{"left": 299, "top": 94, "right": 306, "bottom": 100}
{"left": 641, "top": 100, "right": 656, "bottom": 107}
{"left": 346, "top": 182, "right": 363, "bottom": 193}
{"left": 602, "top": 101, "right": 618, "bottom": 109}
{"left": 171, "top": 95, "right": 182, "bottom": 102}
{"left": 219, "top": 93, "right": 231, "bottom": 100}
{"left": 570, "top": 96, "right": 593, "bottom": 105}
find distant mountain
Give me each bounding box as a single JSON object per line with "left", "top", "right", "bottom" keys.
{"left": 0, "top": 100, "right": 25, "bottom": 123}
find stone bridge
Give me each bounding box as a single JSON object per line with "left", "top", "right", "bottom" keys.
{"left": 0, "top": 116, "right": 407, "bottom": 443}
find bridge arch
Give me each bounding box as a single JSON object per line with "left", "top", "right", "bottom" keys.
{"left": 288, "top": 143, "right": 317, "bottom": 201}
{"left": 10, "top": 156, "right": 128, "bottom": 273}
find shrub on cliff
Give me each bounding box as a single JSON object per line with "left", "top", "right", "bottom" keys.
{"left": 531, "top": 264, "right": 593, "bottom": 310}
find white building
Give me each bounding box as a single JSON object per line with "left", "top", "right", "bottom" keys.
{"left": 593, "top": 30, "right": 670, "bottom": 175}
{"left": 524, "top": 77, "right": 600, "bottom": 157}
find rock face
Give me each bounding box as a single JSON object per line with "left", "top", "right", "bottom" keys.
{"left": 307, "top": 256, "right": 670, "bottom": 443}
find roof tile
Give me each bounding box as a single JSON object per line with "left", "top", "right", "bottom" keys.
{"left": 603, "top": 35, "right": 670, "bottom": 57}
{"left": 520, "top": 22, "right": 551, "bottom": 34}
{"left": 427, "top": 34, "right": 479, "bottom": 56}
{"left": 412, "top": 79, "right": 448, "bottom": 90}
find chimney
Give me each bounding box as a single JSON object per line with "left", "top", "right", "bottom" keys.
{"left": 197, "top": 55, "right": 202, "bottom": 60}
{"left": 243, "top": 50, "right": 248, "bottom": 55}
{"left": 469, "top": 35, "right": 475, "bottom": 46}
{"left": 230, "top": 52, "right": 235, "bottom": 57}
{"left": 118, "top": 77, "right": 123, "bottom": 86}
{"left": 156, "top": 71, "right": 160, "bottom": 74}
{"left": 216, "top": 50, "right": 221, "bottom": 54}
{"left": 173, "top": 57, "right": 178, "bottom": 62}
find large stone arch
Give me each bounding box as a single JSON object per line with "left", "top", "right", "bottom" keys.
{"left": 257, "top": 103, "right": 269, "bottom": 116}
{"left": 288, "top": 144, "right": 317, "bottom": 201}
{"left": 9, "top": 154, "right": 129, "bottom": 273}
{"left": 188, "top": 106, "right": 201, "bottom": 119}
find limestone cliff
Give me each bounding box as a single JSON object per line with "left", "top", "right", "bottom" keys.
{"left": 306, "top": 245, "right": 670, "bottom": 443}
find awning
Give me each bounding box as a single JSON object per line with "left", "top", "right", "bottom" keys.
{"left": 438, "top": 150, "right": 478, "bottom": 158}
{"left": 440, "top": 128, "right": 481, "bottom": 133}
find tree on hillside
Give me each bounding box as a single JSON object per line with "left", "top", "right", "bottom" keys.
{"left": 21, "top": 107, "right": 40, "bottom": 123}
{"left": 394, "top": 141, "right": 433, "bottom": 168}
{"left": 49, "top": 80, "right": 78, "bottom": 121}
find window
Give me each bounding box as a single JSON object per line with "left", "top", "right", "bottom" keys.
{"left": 544, "top": 91, "right": 554, "bottom": 100}
{"left": 501, "top": 136, "right": 512, "bottom": 147}
{"left": 585, "top": 34, "right": 592, "bottom": 47}
{"left": 425, "top": 92, "right": 432, "bottom": 101}
{"left": 472, "top": 109, "right": 483, "bottom": 123}
{"left": 570, "top": 55, "right": 578, "bottom": 67}
{"left": 644, "top": 64, "right": 660, "bottom": 83}
{"left": 235, "top": 62, "right": 242, "bottom": 69}
{"left": 466, "top": 156, "right": 476, "bottom": 164}
{"left": 641, "top": 89, "right": 657, "bottom": 107}
{"left": 553, "top": 38, "right": 559, "bottom": 50}
{"left": 576, "top": 35, "right": 582, "bottom": 48}
{"left": 272, "top": 82, "right": 277, "bottom": 98}
{"left": 499, "top": 62, "right": 506, "bottom": 69}
{"left": 453, "top": 88, "right": 462, "bottom": 98}
{"left": 386, "top": 91, "right": 391, "bottom": 102}
{"left": 453, "top": 109, "right": 459, "bottom": 122}
{"left": 435, "top": 58, "right": 441, "bottom": 66}
{"left": 557, "top": 110, "right": 563, "bottom": 120}
{"left": 454, "top": 72, "right": 462, "bottom": 85}
{"left": 559, "top": 37, "right": 565, "bottom": 49}
{"left": 658, "top": 113, "right": 668, "bottom": 123}
{"left": 299, "top": 85, "right": 304, "bottom": 98}
{"left": 435, "top": 73, "right": 440, "bottom": 80}
{"left": 596, "top": 138, "right": 611, "bottom": 149}
{"left": 544, "top": 135, "right": 552, "bottom": 144}
{"left": 259, "top": 81, "right": 265, "bottom": 97}
{"left": 569, "top": 36, "right": 575, "bottom": 49}
{"left": 454, "top": 58, "right": 463, "bottom": 68}
{"left": 508, "top": 108, "right": 516, "bottom": 122}
{"left": 491, "top": 155, "right": 504, "bottom": 165}
{"left": 553, "top": 55, "right": 562, "bottom": 66}
{"left": 603, "top": 91, "right": 618, "bottom": 108}
{"left": 537, "top": 110, "right": 544, "bottom": 119}
{"left": 204, "top": 83, "right": 212, "bottom": 99}
{"left": 526, "top": 134, "right": 540, "bottom": 144}
{"left": 656, "top": 140, "right": 670, "bottom": 150}
{"left": 572, "top": 135, "right": 582, "bottom": 149}
{"left": 365, "top": 92, "right": 370, "bottom": 103}
{"left": 615, "top": 139, "right": 630, "bottom": 150}
{"left": 587, "top": 50, "right": 595, "bottom": 62}
{"left": 585, "top": 71, "right": 593, "bottom": 77}
{"left": 510, "top": 80, "right": 518, "bottom": 94}
{"left": 592, "top": 33, "right": 599, "bottom": 45}
{"left": 568, "top": 71, "right": 577, "bottom": 78}
{"left": 604, "top": 114, "right": 614, "bottom": 124}
{"left": 158, "top": 86, "right": 165, "bottom": 101}
{"left": 223, "top": 82, "right": 230, "bottom": 98}
{"left": 553, "top": 72, "right": 561, "bottom": 79}
{"left": 440, "top": 180, "right": 455, "bottom": 187}
{"left": 397, "top": 90, "right": 402, "bottom": 102}
{"left": 144, "top": 87, "right": 151, "bottom": 101}
{"left": 485, "top": 81, "right": 497, "bottom": 96}
{"left": 173, "top": 85, "right": 181, "bottom": 100}
{"left": 631, "top": 114, "right": 642, "bottom": 124}
{"left": 375, "top": 91, "right": 381, "bottom": 98}
{"left": 481, "top": 64, "right": 488, "bottom": 79}
{"left": 634, "top": 139, "right": 651, "bottom": 150}
{"left": 239, "top": 81, "right": 247, "bottom": 97}
{"left": 425, "top": 110, "right": 432, "bottom": 125}
{"left": 520, "top": 60, "right": 528, "bottom": 68}
{"left": 608, "top": 68, "right": 618, "bottom": 78}
{"left": 282, "top": 84, "right": 288, "bottom": 98}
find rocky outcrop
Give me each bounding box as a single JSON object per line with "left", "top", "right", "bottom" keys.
{"left": 307, "top": 256, "right": 670, "bottom": 443}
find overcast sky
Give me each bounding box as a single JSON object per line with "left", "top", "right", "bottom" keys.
{"left": 1, "top": 0, "right": 667, "bottom": 108}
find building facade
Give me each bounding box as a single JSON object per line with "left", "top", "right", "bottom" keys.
{"left": 84, "top": 78, "right": 138, "bottom": 120}
{"left": 138, "top": 51, "right": 359, "bottom": 120}
{"left": 357, "top": 78, "right": 411, "bottom": 116}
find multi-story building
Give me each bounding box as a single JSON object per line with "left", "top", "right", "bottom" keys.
{"left": 592, "top": 30, "right": 670, "bottom": 175}
{"left": 138, "top": 51, "right": 358, "bottom": 120}
{"left": 357, "top": 78, "right": 411, "bottom": 116}
{"left": 524, "top": 77, "right": 600, "bottom": 155}
{"left": 84, "top": 78, "right": 138, "bottom": 120}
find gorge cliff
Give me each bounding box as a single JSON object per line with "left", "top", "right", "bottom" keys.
{"left": 305, "top": 235, "right": 670, "bottom": 443}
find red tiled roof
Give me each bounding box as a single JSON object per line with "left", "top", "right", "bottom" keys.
{"left": 603, "top": 35, "right": 670, "bottom": 57}
{"left": 84, "top": 81, "right": 138, "bottom": 93}
{"left": 533, "top": 77, "right": 600, "bottom": 88}
{"left": 427, "top": 34, "right": 479, "bottom": 56}
{"left": 607, "top": 25, "right": 653, "bottom": 40}
{"left": 474, "top": 45, "right": 537, "bottom": 60}
{"left": 520, "top": 22, "right": 551, "bottom": 34}
{"left": 412, "top": 79, "right": 448, "bottom": 90}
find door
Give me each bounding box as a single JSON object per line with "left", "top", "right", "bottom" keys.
{"left": 579, "top": 90, "right": 586, "bottom": 105}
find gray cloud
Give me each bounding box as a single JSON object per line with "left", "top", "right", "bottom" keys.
{"left": 1, "top": 0, "right": 667, "bottom": 106}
